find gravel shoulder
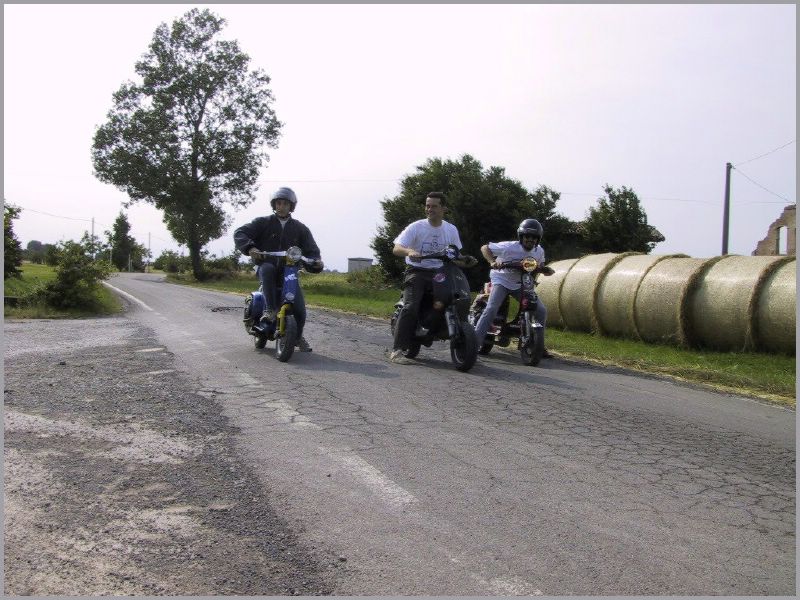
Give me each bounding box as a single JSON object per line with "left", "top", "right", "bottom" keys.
{"left": 4, "top": 316, "right": 339, "bottom": 596}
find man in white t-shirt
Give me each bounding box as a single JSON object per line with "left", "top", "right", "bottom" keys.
{"left": 473, "top": 218, "right": 555, "bottom": 357}
{"left": 389, "top": 192, "right": 470, "bottom": 364}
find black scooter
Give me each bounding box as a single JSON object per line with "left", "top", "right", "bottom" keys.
{"left": 389, "top": 246, "right": 479, "bottom": 372}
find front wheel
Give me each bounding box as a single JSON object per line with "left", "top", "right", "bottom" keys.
{"left": 450, "top": 320, "right": 478, "bottom": 372}
{"left": 520, "top": 324, "right": 544, "bottom": 366}
{"left": 275, "top": 315, "right": 298, "bottom": 362}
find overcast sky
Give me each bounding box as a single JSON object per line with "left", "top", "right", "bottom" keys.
{"left": 4, "top": 4, "right": 796, "bottom": 271}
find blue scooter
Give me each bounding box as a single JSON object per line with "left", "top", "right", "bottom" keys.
{"left": 243, "top": 246, "right": 319, "bottom": 362}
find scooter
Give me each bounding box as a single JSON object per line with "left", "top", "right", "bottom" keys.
{"left": 242, "top": 246, "right": 319, "bottom": 362}
{"left": 468, "top": 257, "right": 550, "bottom": 366}
{"left": 389, "top": 245, "right": 479, "bottom": 372}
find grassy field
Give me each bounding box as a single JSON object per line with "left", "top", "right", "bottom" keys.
{"left": 169, "top": 269, "right": 796, "bottom": 406}
{"left": 4, "top": 263, "right": 122, "bottom": 319}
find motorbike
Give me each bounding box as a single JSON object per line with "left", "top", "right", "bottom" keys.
{"left": 468, "top": 257, "right": 549, "bottom": 366}
{"left": 389, "top": 245, "right": 479, "bottom": 372}
{"left": 242, "top": 246, "right": 319, "bottom": 362}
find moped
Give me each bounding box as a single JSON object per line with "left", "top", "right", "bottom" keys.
{"left": 468, "top": 257, "right": 550, "bottom": 366}
{"left": 243, "top": 246, "right": 319, "bottom": 362}
{"left": 389, "top": 246, "right": 479, "bottom": 372}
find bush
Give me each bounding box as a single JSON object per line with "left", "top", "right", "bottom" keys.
{"left": 345, "top": 266, "right": 392, "bottom": 290}
{"left": 42, "top": 241, "right": 112, "bottom": 310}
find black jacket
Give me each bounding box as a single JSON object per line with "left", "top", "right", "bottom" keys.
{"left": 234, "top": 215, "right": 321, "bottom": 260}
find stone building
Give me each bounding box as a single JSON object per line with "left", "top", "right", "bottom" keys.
{"left": 753, "top": 205, "right": 796, "bottom": 256}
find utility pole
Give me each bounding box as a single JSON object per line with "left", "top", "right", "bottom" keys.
{"left": 91, "top": 217, "right": 95, "bottom": 259}
{"left": 722, "top": 162, "right": 732, "bottom": 255}
{"left": 148, "top": 232, "right": 151, "bottom": 273}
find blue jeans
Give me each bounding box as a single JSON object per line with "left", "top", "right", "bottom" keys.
{"left": 257, "top": 262, "right": 308, "bottom": 338}
{"left": 474, "top": 283, "right": 547, "bottom": 345}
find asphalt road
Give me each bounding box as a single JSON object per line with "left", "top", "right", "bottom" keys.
{"left": 103, "top": 272, "right": 795, "bottom": 595}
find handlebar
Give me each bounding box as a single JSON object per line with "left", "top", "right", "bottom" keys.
{"left": 252, "top": 247, "right": 322, "bottom": 270}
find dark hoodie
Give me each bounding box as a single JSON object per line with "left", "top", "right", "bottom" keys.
{"left": 233, "top": 215, "right": 321, "bottom": 261}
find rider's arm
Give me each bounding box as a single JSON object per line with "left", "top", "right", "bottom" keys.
{"left": 233, "top": 217, "right": 269, "bottom": 256}
{"left": 393, "top": 243, "right": 420, "bottom": 259}
{"left": 481, "top": 244, "right": 502, "bottom": 268}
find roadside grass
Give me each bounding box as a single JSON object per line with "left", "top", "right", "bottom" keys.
{"left": 4, "top": 263, "right": 123, "bottom": 318}
{"left": 170, "top": 270, "right": 796, "bottom": 406}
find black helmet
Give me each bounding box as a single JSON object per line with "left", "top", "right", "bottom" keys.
{"left": 270, "top": 187, "right": 297, "bottom": 212}
{"left": 517, "top": 218, "right": 543, "bottom": 246}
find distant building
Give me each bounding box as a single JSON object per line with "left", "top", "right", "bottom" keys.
{"left": 348, "top": 257, "right": 373, "bottom": 272}
{"left": 753, "top": 205, "right": 796, "bottom": 256}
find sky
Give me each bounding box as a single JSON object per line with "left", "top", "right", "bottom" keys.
{"left": 4, "top": 3, "right": 796, "bottom": 272}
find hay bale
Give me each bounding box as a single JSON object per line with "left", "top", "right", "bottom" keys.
{"left": 688, "top": 255, "right": 790, "bottom": 351}
{"left": 596, "top": 254, "right": 687, "bottom": 339}
{"left": 536, "top": 258, "right": 579, "bottom": 329}
{"left": 753, "top": 258, "right": 796, "bottom": 354}
{"left": 634, "top": 257, "right": 713, "bottom": 346}
{"left": 559, "top": 253, "right": 638, "bottom": 332}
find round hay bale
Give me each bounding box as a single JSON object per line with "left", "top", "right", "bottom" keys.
{"left": 559, "top": 253, "right": 638, "bottom": 332}
{"left": 596, "top": 254, "right": 687, "bottom": 339}
{"left": 688, "top": 255, "right": 790, "bottom": 351}
{"left": 753, "top": 258, "right": 796, "bottom": 354}
{"left": 634, "top": 257, "right": 713, "bottom": 346}
{"left": 536, "top": 258, "right": 579, "bottom": 329}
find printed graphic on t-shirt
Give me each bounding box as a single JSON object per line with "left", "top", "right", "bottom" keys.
{"left": 421, "top": 235, "right": 445, "bottom": 255}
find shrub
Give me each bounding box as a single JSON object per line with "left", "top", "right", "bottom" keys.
{"left": 42, "top": 241, "right": 112, "bottom": 310}
{"left": 345, "top": 266, "right": 392, "bottom": 290}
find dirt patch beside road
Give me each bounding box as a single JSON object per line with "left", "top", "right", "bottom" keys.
{"left": 4, "top": 317, "right": 338, "bottom": 595}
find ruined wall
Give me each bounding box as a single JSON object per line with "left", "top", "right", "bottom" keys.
{"left": 753, "top": 205, "right": 796, "bottom": 256}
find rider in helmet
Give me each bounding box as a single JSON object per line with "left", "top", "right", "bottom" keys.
{"left": 234, "top": 187, "right": 324, "bottom": 352}
{"left": 473, "top": 218, "right": 555, "bottom": 358}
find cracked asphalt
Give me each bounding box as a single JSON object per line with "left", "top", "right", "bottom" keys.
{"left": 4, "top": 272, "right": 795, "bottom": 595}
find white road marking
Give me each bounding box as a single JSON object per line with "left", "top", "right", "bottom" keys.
{"left": 141, "top": 370, "right": 175, "bottom": 376}
{"left": 135, "top": 348, "right": 165, "bottom": 353}
{"left": 103, "top": 281, "right": 154, "bottom": 311}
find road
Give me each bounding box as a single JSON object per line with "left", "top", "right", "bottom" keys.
{"left": 102, "top": 272, "right": 795, "bottom": 594}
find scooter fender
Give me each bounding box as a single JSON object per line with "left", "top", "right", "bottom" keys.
{"left": 248, "top": 291, "right": 266, "bottom": 321}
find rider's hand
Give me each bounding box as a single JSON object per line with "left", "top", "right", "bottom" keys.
{"left": 491, "top": 259, "right": 503, "bottom": 269}
{"left": 408, "top": 250, "right": 422, "bottom": 263}
{"left": 541, "top": 266, "right": 555, "bottom": 276}
{"left": 248, "top": 248, "right": 261, "bottom": 260}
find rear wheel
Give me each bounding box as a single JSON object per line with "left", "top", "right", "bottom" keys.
{"left": 275, "top": 314, "right": 297, "bottom": 362}
{"left": 451, "top": 320, "right": 478, "bottom": 372}
{"left": 478, "top": 340, "right": 494, "bottom": 355}
{"left": 254, "top": 333, "right": 267, "bottom": 349}
{"left": 403, "top": 342, "right": 421, "bottom": 359}
{"left": 521, "top": 322, "right": 544, "bottom": 366}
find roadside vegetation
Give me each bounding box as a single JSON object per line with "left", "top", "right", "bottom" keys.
{"left": 168, "top": 266, "right": 796, "bottom": 406}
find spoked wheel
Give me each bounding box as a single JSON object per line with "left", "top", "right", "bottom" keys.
{"left": 275, "top": 315, "right": 298, "bottom": 362}
{"left": 450, "top": 320, "right": 478, "bottom": 372}
{"left": 520, "top": 325, "right": 544, "bottom": 366}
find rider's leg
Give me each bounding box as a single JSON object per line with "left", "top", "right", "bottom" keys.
{"left": 534, "top": 298, "right": 551, "bottom": 356}
{"left": 257, "top": 262, "right": 278, "bottom": 317}
{"left": 393, "top": 268, "right": 432, "bottom": 351}
{"left": 473, "top": 284, "right": 511, "bottom": 345}
{"left": 293, "top": 286, "right": 311, "bottom": 351}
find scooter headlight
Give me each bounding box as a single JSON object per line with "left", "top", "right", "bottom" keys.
{"left": 521, "top": 257, "right": 538, "bottom": 272}
{"left": 286, "top": 246, "right": 302, "bottom": 263}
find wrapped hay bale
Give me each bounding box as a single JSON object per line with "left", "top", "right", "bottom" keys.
{"left": 634, "top": 257, "right": 717, "bottom": 346}
{"left": 559, "top": 253, "right": 638, "bottom": 332}
{"left": 687, "top": 255, "right": 791, "bottom": 351}
{"left": 536, "top": 258, "right": 579, "bottom": 329}
{"left": 596, "top": 254, "right": 687, "bottom": 339}
{"left": 753, "top": 258, "right": 796, "bottom": 354}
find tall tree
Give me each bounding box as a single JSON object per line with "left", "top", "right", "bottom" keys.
{"left": 92, "top": 8, "right": 282, "bottom": 279}
{"left": 372, "top": 155, "right": 576, "bottom": 289}
{"left": 582, "top": 185, "right": 665, "bottom": 253}
{"left": 4, "top": 203, "right": 23, "bottom": 278}
{"left": 105, "top": 211, "right": 149, "bottom": 271}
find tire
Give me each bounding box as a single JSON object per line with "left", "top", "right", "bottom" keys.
{"left": 275, "top": 314, "right": 298, "bottom": 362}
{"left": 478, "top": 340, "right": 494, "bottom": 355}
{"left": 254, "top": 333, "right": 267, "bottom": 349}
{"left": 450, "top": 320, "right": 478, "bottom": 372}
{"left": 244, "top": 295, "right": 255, "bottom": 333}
{"left": 403, "top": 342, "right": 421, "bottom": 359}
{"left": 521, "top": 323, "right": 544, "bottom": 366}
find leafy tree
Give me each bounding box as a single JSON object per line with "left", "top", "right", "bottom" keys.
{"left": 4, "top": 203, "right": 23, "bottom": 278}
{"left": 92, "top": 8, "right": 282, "bottom": 280}
{"left": 372, "top": 155, "right": 578, "bottom": 289}
{"left": 582, "top": 185, "right": 665, "bottom": 254}
{"left": 105, "top": 212, "right": 149, "bottom": 271}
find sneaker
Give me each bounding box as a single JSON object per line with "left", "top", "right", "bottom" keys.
{"left": 296, "top": 336, "right": 312, "bottom": 352}
{"left": 388, "top": 349, "right": 415, "bottom": 365}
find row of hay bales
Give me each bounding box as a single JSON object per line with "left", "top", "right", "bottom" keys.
{"left": 537, "top": 253, "right": 796, "bottom": 354}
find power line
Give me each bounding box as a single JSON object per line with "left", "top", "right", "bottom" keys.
{"left": 734, "top": 139, "right": 796, "bottom": 167}
{"left": 731, "top": 167, "right": 794, "bottom": 204}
